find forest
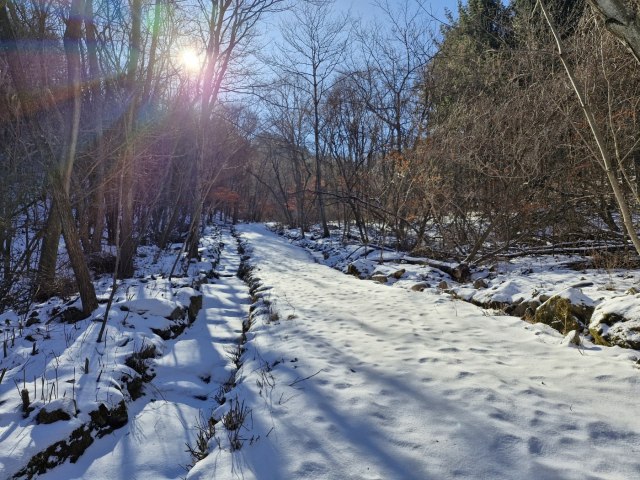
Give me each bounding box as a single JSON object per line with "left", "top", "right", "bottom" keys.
{"left": 2, "top": 0, "right": 640, "bottom": 478}
{"left": 0, "top": 0, "right": 639, "bottom": 315}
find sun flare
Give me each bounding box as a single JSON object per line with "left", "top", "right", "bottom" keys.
{"left": 181, "top": 49, "right": 200, "bottom": 71}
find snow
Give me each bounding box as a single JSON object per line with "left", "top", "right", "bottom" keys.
{"left": 189, "top": 223, "right": 640, "bottom": 479}
{"left": 2, "top": 222, "right": 640, "bottom": 479}
{"left": 38, "top": 397, "right": 76, "bottom": 418}
{"left": 31, "top": 229, "right": 248, "bottom": 479}
{"left": 590, "top": 292, "right": 640, "bottom": 348}
{"left": 117, "top": 298, "right": 184, "bottom": 318}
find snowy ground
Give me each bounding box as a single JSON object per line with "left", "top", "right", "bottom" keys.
{"left": 2, "top": 223, "right": 640, "bottom": 479}
{"left": 190, "top": 223, "right": 640, "bottom": 480}
{"left": 0, "top": 226, "right": 251, "bottom": 479}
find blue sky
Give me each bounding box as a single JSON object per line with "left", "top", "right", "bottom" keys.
{"left": 338, "top": 0, "right": 459, "bottom": 24}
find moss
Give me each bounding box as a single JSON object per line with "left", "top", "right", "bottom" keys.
{"left": 533, "top": 296, "right": 583, "bottom": 334}
{"left": 599, "top": 312, "right": 625, "bottom": 327}
{"left": 589, "top": 327, "right": 613, "bottom": 347}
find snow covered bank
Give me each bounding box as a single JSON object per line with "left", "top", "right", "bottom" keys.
{"left": 273, "top": 224, "right": 640, "bottom": 349}
{"left": 0, "top": 225, "right": 255, "bottom": 479}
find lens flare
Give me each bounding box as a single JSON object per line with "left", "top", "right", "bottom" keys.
{"left": 182, "top": 49, "right": 200, "bottom": 70}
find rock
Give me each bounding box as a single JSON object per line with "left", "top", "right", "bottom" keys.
{"left": 15, "top": 425, "right": 94, "bottom": 478}
{"left": 36, "top": 398, "right": 76, "bottom": 424}
{"left": 438, "top": 281, "right": 448, "bottom": 290}
{"left": 473, "top": 278, "right": 488, "bottom": 289}
{"left": 453, "top": 263, "right": 471, "bottom": 283}
{"left": 571, "top": 281, "right": 594, "bottom": 288}
{"left": 347, "top": 263, "right": 360, "bottom": 276}
{"left": 58, "top": 307, "right": 88, "bottom": 324}
{"left": 539, "top": 294, "right": 551, "bottom": 303}
{"left": 120, "top": 298, "right": 185, "bottom": 320}
{"left": 533, "top": 288, "right": 595, "bottom": 334}
{"left": 513, "top": 300, "right": 541, "bottom": 318}
{"left": 567, "top": 330, "right": 582, "bottom": 346}
{"left": 90, "top": 400, "right": 128, "bottom": 433}
{"left": 86, "top": 251, "right": 117, "bottom": 274}
{"left": 166, "top": 306, "right": 186, "bottom": 321}
{"left": 412, "top": 283, "right": 430, "bottom": 292}
{"left": 371, "top": 274, "right": 388, "bottom": 283}
{"left": 589, "top": 295, "right": 640, "bottom": 349}
{"left": 26, "top": 316, "right": 41, "bottom": 327}
{"left": 391, "top": 269, "right": 406, "bottom": 279}
{"left": 188, "top": 294, "right": 203, "bottom": 323}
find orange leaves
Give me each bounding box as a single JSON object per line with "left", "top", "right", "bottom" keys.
{"left": 210, "top": 187, "right": 240, "bottom": 204}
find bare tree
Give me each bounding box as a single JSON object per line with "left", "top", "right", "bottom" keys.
{"left": 272, "top": 0, "right": 351, "bottom": 237}
{"left": 186, "top": 0, "right": 285, "bottom": 258}
{"left": 539, "top": 0, "right": 640, "bottom": 255}
{"left": 0, "top": 0, "right": 98, "bottom": 313}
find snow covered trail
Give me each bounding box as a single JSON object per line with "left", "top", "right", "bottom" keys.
{"left": 40, "top": 229, "right": 250, "bottom": 480}
{"left": 191, "top": 223, "right": 640, "bottom": 480}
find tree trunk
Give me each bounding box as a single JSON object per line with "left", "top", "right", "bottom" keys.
{"left": 541, "top": 0, "right": 640, "bottom": 256}
{"left": 86, "top": 0, "right": 105, "bottom": 253}
{"left": 588, "top": 0, "right": 640, "bottom": 64}
{"left": 0, "top": 0, "right": 97, "bottom": 313}
{"left": 118, "top": 0, "right": 141, "bottom": 279}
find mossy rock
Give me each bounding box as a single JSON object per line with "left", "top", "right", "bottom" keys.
{"left": 588, "top": 296, "right": 640, "bottom": 350}
{"left": 26, "top": 317, "right": 41, "bottom": 327}
{"left": 36, "top": 398, "right": 75, "bottom": 424}
{"left": 125, "top": 375, "right": 145, "bottom": 400}
{"left": 58, "top": 307, "right": 88, "bottom": 324}
{"left": 14, "top": 426, "right": 94, "bottom": 479}
{"left": 90, "top": 401, "right": 128, "bottom": 436}
{"left": 589, "top": 327, "right": 613, "bottom": 347}
{"left": 533, "top": 296, "right": 583, "bottom": 334}
{"left": 598, "top": 312, "right": 625, "bottom": 327}
{"left": 391, "top": 269, "right": 406, "bottom": 279}
{"left": 473, "top": 278, "right": 488, "bottom": 289}
{"left": 151, "top": 322, "right": 187, "bottom": 340}
{"left": 513, "top": 300, "right": 541, "bottom": 318}
{"left": 590, "top": 315, "right": 640, "bottom": 350}
{"left": 15, "top": 401, "right": 129, "bottom": 478}
{"left": 165, "top": 306, "right": 186, "bottom": 321}
{"left": 371, "top": 274, "right": 388, "bottom": 283}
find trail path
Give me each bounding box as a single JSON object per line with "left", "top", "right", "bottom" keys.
{"left": 191, "top": 224, "right": 640, "bottom": 480}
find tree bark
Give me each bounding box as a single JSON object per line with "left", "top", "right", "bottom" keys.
{"left": 587, "top": 0, "right": 640, "bottom": 64}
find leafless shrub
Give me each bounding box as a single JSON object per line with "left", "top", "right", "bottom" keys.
{"left": 222, "top": 396, "right": 251, "bottom": 451}
{"left": 184, "top": 411, "right": 219, "bottom": 470}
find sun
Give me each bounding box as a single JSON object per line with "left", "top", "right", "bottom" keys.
{"left": 182, "top": 49, "right": 200, "bottom": 71}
